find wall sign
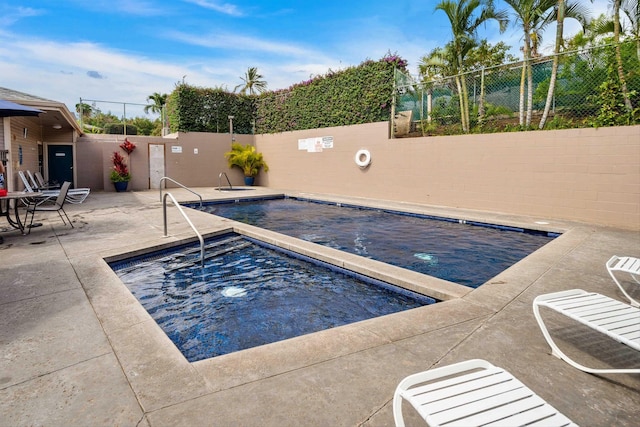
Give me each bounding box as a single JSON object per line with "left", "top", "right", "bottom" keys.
{"left": 298, "top": 136, "right": 334, "bottom": 152}
{"left": 171, "top": 146, "right": 182, "bottom": 153}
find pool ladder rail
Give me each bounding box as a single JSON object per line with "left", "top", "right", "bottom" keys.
{"left": 161, "top": 180, "right": 205, "bottom": 267}
{"left": 162, "top": 193, "right": 204, "bottom": 267}
{"left": 218, "top": 172, "right": 232, "bottom": 191}
{"left": 159, "top": 176, "right": 203, "bottom": 208}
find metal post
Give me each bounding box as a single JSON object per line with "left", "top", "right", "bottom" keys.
{"left": 79, "top": 97, "right": 83, "bottom": 130}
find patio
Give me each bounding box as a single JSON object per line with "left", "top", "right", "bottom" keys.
{"left": 0, "top": 188, "right": 638, "bottom": 426}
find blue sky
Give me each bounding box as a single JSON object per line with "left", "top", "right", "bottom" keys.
{"left": 1, "top": 0, "right": 610, "bottom": 118}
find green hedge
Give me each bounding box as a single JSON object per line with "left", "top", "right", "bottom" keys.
{"left": 104, "top": 123, "right": 137, "bottom": 135}
{"left": 167, "top": 85, "right": 255, "bottom": 134}
{"left": 167, "top": 55, "right": 406, "bottom": 135}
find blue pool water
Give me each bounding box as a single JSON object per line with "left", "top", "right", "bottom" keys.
{"left": 110, "top": 234, "right": 434, "bottom": 361}
{"left": 200, "top": 197, "right": 557, "bottom": 288}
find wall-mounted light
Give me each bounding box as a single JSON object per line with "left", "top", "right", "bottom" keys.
{"left": 52, "top": 124, "right": 62, "bottom": 129}
{"left": 228, "top": 115, "right": 235, "bottom": 142}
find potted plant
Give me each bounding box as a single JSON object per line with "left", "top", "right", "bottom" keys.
{"left": 110, "top": 152, "right": 131, "bottom": 192}
{"left": 224, "top": 142, "right": 269, "bottom": 186}
{"left": 110, "top": 139, "right": 135, "bottom": 192}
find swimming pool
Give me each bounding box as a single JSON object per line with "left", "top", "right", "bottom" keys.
{"left": 110, "top": 233, "right": 435, "bottom": 361}
{"left": 198, "top": 197, "right": 558, "bottom": 288}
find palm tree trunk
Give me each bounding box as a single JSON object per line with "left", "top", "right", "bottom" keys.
{"left": 519, "top": 63, "right": 526, "bottom": 127}
{"left": 457, "top": 52, "right": 470, "bottom": 133}
{"left": 526, "top": 62, "right": 533, "bottom": 127}
{"left": 478, "top": 68, "right": 486, "bottom": 126}
{"left": 540, "top": 0, "right": 565, "bottom": 129}
{"left": 614, "top": 0, "right": 633, "bottom": 111}
{"left": 523, "top": 31, "right": 534, "bottom": 127}
{"left": 455, "top": 75, "right": 468, "bottom": 132}
{"left": 460, "top": 73, "right": 471, "bottom": 132}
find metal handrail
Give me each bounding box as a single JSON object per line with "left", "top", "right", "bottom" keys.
{"left": 163, "top": 192, "right": 205, "bottom": 267}
{"left": 159, "top": 176, "right": 202, "bottom": 207}
{"left": 218, "top": 172, "right": 232, "bottom": 191}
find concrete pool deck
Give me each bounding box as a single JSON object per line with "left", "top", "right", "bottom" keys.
{"left": 1, "top": 187, "right": 638, "bottom": 426}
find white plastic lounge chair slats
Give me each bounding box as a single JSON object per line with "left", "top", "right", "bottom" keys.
{"left": 393, "top": 359, "right": 576, "bottom": 427}
{"left": 607, "top": 255, "right": 640, "bottom": 307}
{"left": 533, "top": 289, "right": 640, "bottom": 374}
{"left": 18, "top": 170, "right": 90, "bottom": 204}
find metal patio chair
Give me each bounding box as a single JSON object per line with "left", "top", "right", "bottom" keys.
{"left": 24, "top": 181, "right": 74, "bottom": 233}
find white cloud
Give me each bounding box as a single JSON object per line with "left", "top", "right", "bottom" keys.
{"left": 0, "top": 35, "right": 196, "bottom": 116}
{"left": 164, "top": 29, "right": 323, "bottom": 59}
{"left": 183, "top": 0, "right": 243, "bottom": 17}
{"left": 0, "top": 5, "right": 43, "bottom": 26}
{"left": 0, "top": 30, "right": 342, "bottom": 117}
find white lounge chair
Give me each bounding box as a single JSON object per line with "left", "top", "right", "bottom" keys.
{"left": 34, "top": 170, "right": 60, "bottom": 190}
{"left": 533, "top": 289, "right": 640, "bottom": 374}
{"left": 393, "top": 359, "right": 576, "bottom": 427}
{"left": 18, "top": 170, "right": 90, "bottom": 204}
{"left": 607, "top": 256, "right": 640, "bottom": 307}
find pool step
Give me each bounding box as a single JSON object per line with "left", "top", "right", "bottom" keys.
{"left": 117, "top": 236, "right": 253, "bottom": 273}
{"left": 165, "top": 237, "right": 252, "bottom": 271}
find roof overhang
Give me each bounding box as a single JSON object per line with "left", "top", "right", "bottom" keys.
{"left": 9, "top": 99, "right": 84, "bottom": 135}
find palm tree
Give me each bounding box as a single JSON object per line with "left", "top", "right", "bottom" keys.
{"left": 234, "top": 67, "right": 268, "bottom": 95}
{"left": 435, "top": 0, "right": 508, "bottom": 132}
{"left": 419, "top": 43, "right": 459, "bottom": 128}
{"left": 622, "top": 0, "right": 640, "bottom": 59}
{"left": 76, "top": 102, "right": 93, "bottom": 118}
{"left": 144, "top": 93, "right": 168, "bottom": 114}
{"left": 539, "top": 1, "right": 591, "bottom": 129}
{"left": 504, "top": 0, "right": 557, "bottom": 128}
{"left": 613, "top": 0, "right": 634, "bottom": 111}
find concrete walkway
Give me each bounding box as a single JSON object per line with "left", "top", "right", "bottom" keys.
{"left": 0, "top": 188, "right": 638, "bottom": 427}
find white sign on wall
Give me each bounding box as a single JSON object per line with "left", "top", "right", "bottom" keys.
{"left": 171, "top": 146, "right": 182, "bottom": 153}
{"left": 298, "top": 136, "right": 333, "bottom": 152}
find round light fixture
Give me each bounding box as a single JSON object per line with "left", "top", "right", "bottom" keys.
{"left": 52, "top": 124, "right": 62, "bottom": 129}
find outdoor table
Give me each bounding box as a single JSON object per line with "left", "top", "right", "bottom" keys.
{"left": 0, "top": 191, "right": 42, "bottom": 234}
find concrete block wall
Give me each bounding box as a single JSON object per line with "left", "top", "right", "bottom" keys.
{"left": 75, "top": 124, "right": 640, "bottom": 230}
{"left": 255, "top": 123, "right": 640, "bottom": 230}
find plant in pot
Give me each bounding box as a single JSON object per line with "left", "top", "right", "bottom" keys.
{"left": 110, "top": 152, "right": 131, "bottom": 192}
{"left": 110, "top": 139, "right": 136, "bottom": 192}
{"left": 224, "top": 142, "right": 269, "bottom": 186}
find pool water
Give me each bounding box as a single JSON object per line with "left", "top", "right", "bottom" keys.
{"left": 110, "top": 234, "right": 434, "bottom": 361}
{"left": 201, "top": 198, "right": 557, "bottom": 288}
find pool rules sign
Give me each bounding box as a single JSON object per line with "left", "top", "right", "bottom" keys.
{"left": 298, "top": 136, "right": 333, "bottom": 152}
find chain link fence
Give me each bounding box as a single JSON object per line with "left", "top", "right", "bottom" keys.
{"left": 393, "top": 41, "right": 639, "bottom": 137}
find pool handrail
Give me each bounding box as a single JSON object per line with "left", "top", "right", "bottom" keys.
{"left": 162, "top": 192, "right": 205, "bottom": 267}
{"left": 159, "top": 176, "right": 203, "bottom": 208}
{"left": 218, "top": 172, "right": 232, "bottom": 191}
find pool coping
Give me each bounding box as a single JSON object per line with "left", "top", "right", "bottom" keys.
{"left": 4, "top": 187, "right": 638, "bottom": 426}
{"left": 87, "top": 190, "right": 579, "bottom": 411}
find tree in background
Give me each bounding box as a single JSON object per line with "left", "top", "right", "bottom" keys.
{"left": 75, "top": 102, "right": 93, "bottom": 118}
{"left": 504, "top": 0, "right": 557, "bottom": 128}
{"left": 612, "top": 0, "right": 634, "bottom": 111}
{"left": 539, "top": 0, "right": 591, "bottom": 129}
{"left": 234, "top": 67, "right": 268, "bottom": 95}
{"left": 466, "top": 40, "right": 517, "bottom": 125}
{"left": 435, "top": 0, "right": 508, "bottom": 132}
{"left": 145, "top": 92, "right": 168, "bottom": 114}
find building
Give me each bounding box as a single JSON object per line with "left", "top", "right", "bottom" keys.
{"left": 0, "top": 87, "right": 82, "bottom": 191}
